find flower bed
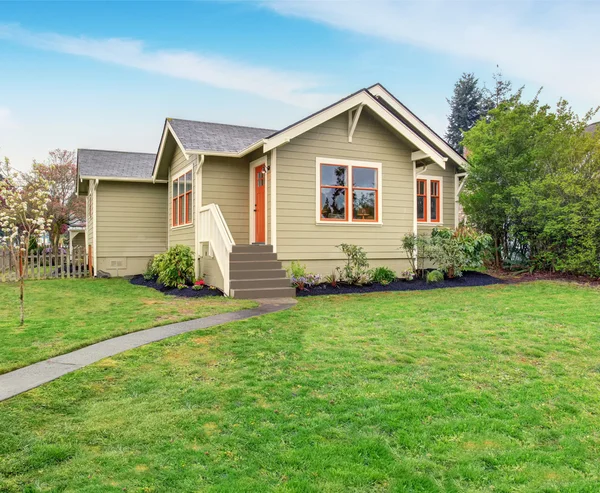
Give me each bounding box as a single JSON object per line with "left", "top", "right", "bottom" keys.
{"left": 296, "top": 271, "right": 502, "bottom": 297}
{"left": 130, "top": 275, "right": 223, "bottom": 298}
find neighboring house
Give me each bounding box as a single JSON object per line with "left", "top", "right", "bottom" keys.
{"left": 77, "top": 84, "right": 468, "bottom": 298}
{"left": 67, "top": 224, "right": 86, "bottom": 255}
{"left": 585, "top": 122, "right": 599, "bottom": 133}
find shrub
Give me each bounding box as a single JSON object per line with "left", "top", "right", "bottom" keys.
{"left": 336, "top": 243, "right": 371, "bottom": 285}
{"left": 399, "top": 269, "right": 415, "bottom": 281}
{"left": 430, "top": 227, "right": 492, "bottom": 278}
{"left": 153, "top": 245, "right": 195, "bottom": 288}
{"left": 371, "top": 266, "right": 396, "bottom": 285}
{"left": 401, "top": 233, "right": 431, "bottom": 278}
{"left": 426, "top": 270, "right": 444, "bottom": 283}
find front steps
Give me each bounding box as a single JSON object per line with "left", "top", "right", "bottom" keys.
{"left": 229, "top": 244, "right": 296, "bottom": 299}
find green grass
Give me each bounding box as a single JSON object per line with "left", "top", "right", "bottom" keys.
{"left": 2, "top": 281, "right": 600, "bottom": 492}
{"left": 0, "top": 278, "right": 256, "bottom": 374}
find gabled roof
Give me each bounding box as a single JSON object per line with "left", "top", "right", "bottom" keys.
{"left": 585, "top": 122, "right": 599, "bottom": 133}
{"left": 169, "top": 119, "right": 275, "bottom": 154}
{"left": 262, "top": 88, "right": 450, "bottom": 169}
{"left": 367, "top": 83, "right": 467, "bottom": 169}
{"left": 78, "top": 149, "right": 156, "bottom": 179}
{"left": 77, "top": 149, "right": 158, "bottom": 195}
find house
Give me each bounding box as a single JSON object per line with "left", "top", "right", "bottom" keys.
{"left": 77, "top": 84, "right": 468, "bottom": 298}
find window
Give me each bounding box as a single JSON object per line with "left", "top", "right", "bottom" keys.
{"left": 172, "top": 170, "right": 192, "bottom": 226}
{"left": 416, "top": 176, "right": 442, "bottom": 223}
{"left": 318, "top": 158, "right": 382, "bottom": 224}
{"left": 417, "top": 179, "right": 427, "bottom": 222}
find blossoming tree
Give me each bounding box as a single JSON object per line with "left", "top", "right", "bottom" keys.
{"left": 0, "top": 160, "right": 52, "bottom": 325}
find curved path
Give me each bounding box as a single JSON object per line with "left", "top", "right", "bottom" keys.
{"left": 0, "top": 298, "right": 296, "bottom": 402}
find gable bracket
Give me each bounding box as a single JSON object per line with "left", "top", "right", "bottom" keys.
{"left": 348, "top": 104, "right": 364, "bottom": 143}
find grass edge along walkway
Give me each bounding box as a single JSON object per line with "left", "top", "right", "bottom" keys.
{"left": 0, "top": 298, "right": 296, "bottom": 402}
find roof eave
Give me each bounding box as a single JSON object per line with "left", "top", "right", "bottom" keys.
{"left": 367, "top": 83, "right": 468, "bottom": 168}
{"left": 79, "top": 175, "right": 168, "bottom": 183}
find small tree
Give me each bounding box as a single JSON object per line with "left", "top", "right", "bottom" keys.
{"left": 0, "top": 162, "right": 52, "bottom": 325}
{"left": 32, "top": 149, "right": 85, "bottom": 248}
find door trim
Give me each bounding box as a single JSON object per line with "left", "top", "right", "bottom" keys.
{"left": 249, "top": 156, "right": 268, "bottom": 244}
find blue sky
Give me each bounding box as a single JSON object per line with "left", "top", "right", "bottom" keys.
{"left": 1, "top": 0, "right": 598, "bottom": 171}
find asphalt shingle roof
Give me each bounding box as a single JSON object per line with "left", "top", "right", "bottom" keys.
{"left": 77, "top": 149, "right": 156, "bottom": 179}
{"left": 585, "top": 122, "right": 599, "bottom": 133}
{"left": 168, "top": 119, "right": 275, "bottom": 153}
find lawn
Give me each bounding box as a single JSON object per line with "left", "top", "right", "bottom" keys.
{"left": 2, "top": 281, "right": 600, "bottom": 492}
{"left": 0, "top": 278, "right": 256, "bottom": 374}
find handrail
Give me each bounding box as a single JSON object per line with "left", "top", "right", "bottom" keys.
{"left": 198, "top": 204, "right": 235, "bottom": 295}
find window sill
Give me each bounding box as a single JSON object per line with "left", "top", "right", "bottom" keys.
{"left": 417, "top": 222, "right": 444, "bottom": 226}
{"left": 316, "top": 221, "right": 383, "bottom": 227}
{"left": 171, "top": 223, "right": 194, "bottom": 230}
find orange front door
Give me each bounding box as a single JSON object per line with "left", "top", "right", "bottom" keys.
{"left": 254, "top": 165, "right": 266, "bottom": 243}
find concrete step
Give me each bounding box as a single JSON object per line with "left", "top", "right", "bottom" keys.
{"left": 230, "top": 260, "right": 281, "bottom": 271}
{"left": 230, "top": 286, "right": 296, "bottom": 299}
{"left": 230, "top": 277, "right": 291, "bottom": 290}
{"left": 230, "top": 252, "right": 278, "bottom": 262}
{"left": 231, "top": 244, "right": 273, "bottom": 254}
{"left": 230, "top": 269, "right": 287, "bottom": 281}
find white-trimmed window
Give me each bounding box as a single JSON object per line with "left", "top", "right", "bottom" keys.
{"left": 316, "top": 157, "right": 382, "bottom": 224}
{"left": 172, "top": 168, "right": 193, "bottom": 227}
{"left": 416, "top": 175, "right": 443, "bottom": 224}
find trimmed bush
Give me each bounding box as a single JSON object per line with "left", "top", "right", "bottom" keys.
{"left": 426, "top": 270, "right": 444, "bottom": 283}
{"left": 371, "top": 266, "right": 396, "bottom": 285}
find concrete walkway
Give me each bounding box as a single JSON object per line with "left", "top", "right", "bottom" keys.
{"left": 0, "top": 298, "right": 296, "bottom": 402}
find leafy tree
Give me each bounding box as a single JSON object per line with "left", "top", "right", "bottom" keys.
{"left": 445, "top": 73, "right": 484, "bottom": 153}
{"left": 31, "top": 149, "right": 85, "bottom": 248}
{"left": 0, "top": 163, "right": 52, "bottom": 325}
{"left": 461, "top": 89, "right": 600, "bottom": 275}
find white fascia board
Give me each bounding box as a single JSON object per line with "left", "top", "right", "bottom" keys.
{"left": 152, "top": 121, "right": 190, "bottom": 181}
{"left": 368, "top": 84, "right": 468, "bottom": 168}
{"left": 263, "top": 91, "right": 447, "bottom": 169}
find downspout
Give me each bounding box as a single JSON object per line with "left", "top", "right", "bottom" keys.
{"left": 194, "top": 154, "right": 205, "bottom": 279}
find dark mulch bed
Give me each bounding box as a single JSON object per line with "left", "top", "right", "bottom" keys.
{"left": 296, "top": 271, "right": 503, "bottom": 297}
{"left": 488, "top": 268, "right": 600, "bottom": 286}
{"left": 129, "top": 275, "right": 224, "bottom": 297}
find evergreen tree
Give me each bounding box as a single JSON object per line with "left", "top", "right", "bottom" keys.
{"left": 445, "top": 73, "right": 483, "bottom": 153}
{"left": 481, "top": 69, "right": 513, "bottom": 113}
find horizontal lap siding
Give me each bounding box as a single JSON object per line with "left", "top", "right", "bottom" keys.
{"left": 417, "top": 163, "right": 457, "bottom": 234}
{"left": 96, "top": 181, "right": 167, "bottom": 258}
{"left": 169, "top": 148, "right": 196, "bottom": 249}
{"left": 276, "top": 109, "right": 414, "bottom": 273}
{"left": 202, "top": 156, "right": 249, "bottom": 245}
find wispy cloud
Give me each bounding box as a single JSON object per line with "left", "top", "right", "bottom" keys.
{"left": 0, "top": 24, "right": 334, "bottom": 109}
{"left": 262, "top": 0, "right": 600, "bottom": 105}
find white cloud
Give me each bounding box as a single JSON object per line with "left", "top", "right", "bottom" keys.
{"left": 262, "top": 0, "right": 600, "bottom": 106}
{"left": 0, "top": 24, "right": 334, "bottom": 109}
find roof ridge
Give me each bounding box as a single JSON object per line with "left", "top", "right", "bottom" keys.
{"left": 168, "top": 118, "right": 276, "bottom": 132}
{"left": 78, "top": 148, "right": 156, "bottom": 156}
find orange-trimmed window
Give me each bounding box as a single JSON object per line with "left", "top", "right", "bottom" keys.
{"left": 430, "top": 180, "right": 440, "bottom": 223}
{"left": 352, "top": 166, "right": 378, "bottom": 222}
{"left": 320, "top": 164, "right": 348, "bottom": 221}
{"left": 417, "top": 179, "right": 427, "bottom": 222}
{"left": 172, "top": 170, "right": 192, "bottom": 227}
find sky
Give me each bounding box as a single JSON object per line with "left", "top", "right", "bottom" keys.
{"left": 0, "top": 0, "right": 598, "bottom": 171}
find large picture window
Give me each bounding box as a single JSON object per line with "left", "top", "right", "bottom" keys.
{"left": 317, "top": 158, "right": 382, "bottom": 224}
{"left": 172, "top": 170, "right": 192, "bottom": 227}
{"left": 416, "top": 176, "right": 442, "bottom": 224}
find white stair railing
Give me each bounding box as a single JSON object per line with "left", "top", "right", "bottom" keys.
{"left": 198, "top": 203, "right": 235, "bottom": 295}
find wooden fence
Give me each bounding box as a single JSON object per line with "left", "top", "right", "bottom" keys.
{"left": 0, "top": 246, "right": 92, "bottom": 282}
